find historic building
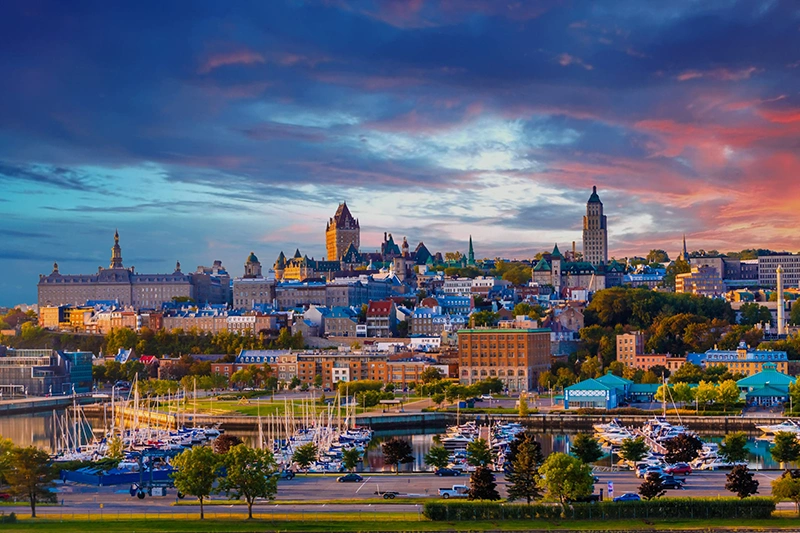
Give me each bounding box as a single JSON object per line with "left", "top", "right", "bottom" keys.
{"left": 36, "top": 231, "right": 227, "bottom": 309}
{"left": 326, "top": 202, "right": 360, "bottom": 261}
{"left": 583, "top": 186, "right": 608, "bottom": 266}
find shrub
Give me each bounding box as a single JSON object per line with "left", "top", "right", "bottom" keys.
{"left": 422, "top": 497, "right": 775, "bottom": 521}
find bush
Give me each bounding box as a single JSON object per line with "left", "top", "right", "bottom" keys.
{"left": 422, "top": 497, "right": 775, "bottom": 521}
{"left": 0, "top": 512, "right": 17, "bottom": 524}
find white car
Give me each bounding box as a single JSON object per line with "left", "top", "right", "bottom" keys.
{"left": 480, "top": 394, "right": 494, "bottom": 400}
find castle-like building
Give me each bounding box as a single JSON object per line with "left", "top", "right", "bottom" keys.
{"left": 38, "top": 231, "right": 230, "bottom": 309}
{"left": 326, "top": 202, "right": 360, "bottom": 261}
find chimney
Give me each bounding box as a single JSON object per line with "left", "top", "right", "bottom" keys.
{"left": 572, "top": 241, "right": 576, "bottom": 259}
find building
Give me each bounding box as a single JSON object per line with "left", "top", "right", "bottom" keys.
{"left": 38, "top": 231, "right": 226, "bottom": 309}
{"left": 457, "top": 328, "right": 550, "bottom": 392}
{"left": 366, "top": 300, "right": 397, "bottom": 337}
{"left": 675, "top": 265, "right": 724, "bottom": 297}
{"left": 583, "top": 186, "right": 608, "bottom": 266}
{"left": 687, "top": 344, "right": 788, "bottom": 376}
{"left": 629, "top": 354, "right": 686, "bottom": 374}
{"left": 616, "top": 332, "right": 645, "bottom": 367}
{"left": 531, "top": 244, "right": 610, "bottom": 296}
{"left": 0, "top": 347, "right": 92, "bottom": 396}
{"left": 737, "top": 363, "right": 795, "bottom": 406}
{"left": 211, "top": 350, "right": 297, "bottom": 382}
{"left": 759, "top": 254, "right": 800, "bottom": 288}
{"left": 324, "top": 307, "right": 359, "bottom": 337}
{"left": 232, "top": 252, "right": 276, "bottom": 309}
{"left": 326, "top": 202, "right": 360, "bottom": 261}
{"left": 564, "top": 372, "right": 633, "bottom": 410}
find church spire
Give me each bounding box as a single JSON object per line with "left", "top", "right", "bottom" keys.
{"left": 110, "top": 229, "right": 124, "bottom": 269}
{"left": 468, "top": 235, "right": 476, "bottom": 266}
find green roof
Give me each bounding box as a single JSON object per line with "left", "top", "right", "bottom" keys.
{"left": 566, "top": 378, "right": 612, "bottom": 391}
{"left": 588, "top": 185, "right": 602, "bottom": 203}
{"left": 745, "top": 385, "right": 788, "bottom": 398}
{"left": 533, "top": 258, "right": 551, "bottom": 271}
{"left": 247, "top": 251, "right": 259, "bottom": 263}
{"left": 596, "top": 371, "right": 633, "bottom": 388}
{"left": 551, "top": 244, "right": 563, "bottom": 259}
{"left": 629, "top": 384, "right": 661, "bottom": 393}
{"left": 736, "top": 367, "right": 795, "bottom": 388}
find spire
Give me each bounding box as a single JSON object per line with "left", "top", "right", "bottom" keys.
{"left": 175, "top": 260, "right": 181, "bottom": 272}
{"left": 468, "top": 235, "right": 475, "bottom": 265}
{"left": 588, "top": 185, "right": 602, "bottom": 203}
{"left": 551, "top": 243, "right": 563, "bottom": 259}
{"left": 683, "top": 234, "right": 688, "bottom": 257}
{"left": 110, "top": 229, "right": 123, "bottom": 269}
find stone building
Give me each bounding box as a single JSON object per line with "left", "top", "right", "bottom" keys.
{"left": 583, "top": 186, "right": 608, "bottom": 266}
{"left": 326, "top": 202, "right": 360, "bottom": 261}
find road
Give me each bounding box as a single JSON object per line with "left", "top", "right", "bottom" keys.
{"left": 2, "top": 469, "right": 788, "bottom": 518}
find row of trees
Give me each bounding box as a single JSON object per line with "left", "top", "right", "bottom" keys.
{"left": 655, "top": 379, "right": 743, "bottom": 411}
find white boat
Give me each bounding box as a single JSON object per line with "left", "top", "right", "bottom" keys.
{"left": 757, "top": 420, "right": 800, "bottom": 435}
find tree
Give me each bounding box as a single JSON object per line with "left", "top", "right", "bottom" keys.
{"left": 739, "top": 303, "right": 773, "bottom": 326}
{"left": 107, "top": 436, "right": 124, "bottom": 460}
{"left": 506, "top": 432, "right": 543, "bottom": 469}
{"left": 419, "top": 367, "right": 444, "bottom": 384}
{"left": 619, "top": 437, "right": 649, "bottom": 465}
{"left": 638, "top": 472, "right": 666, "bottom": 500}
{"left": 471, "top": 310, "right": 499, "bottom": 327}
{"left": 171, "top": 446, "right": 218, "bottom": 519}
{"left": 791, "top": 301, "right": 800, "bottom": 326}
{"left": 726, "top": 465, "right": 759, "bottom": 499}
{"left": 431, "top": 393, "right": 445, "bottom": 408}
{"left": 424, "top": 446, "right": 451, "bottom": 470}
{"left": 647, "top": 249, "right": 670, "bottom": 264}
{"left": 292, "top": 443, "right": 318, "bottom": 472}
{"left": 717, "top": 380, "right": 741, "bottom": 412}
{"left": 217, "top": 444, "right": 278, "bottom": 519}
{"left": 771, "top": 432, "right": 800, "bottom": 468}
{"left": 518, "top": 395, "right": 529, "bottom": 416}
{"left": 538, "top": 452, "right": 593, "bottom": 508}
{"left": 6, "top": 446, "right": 57, "bottom": 518}
{"left": 570, "top": 434, "right": 603, "bottom": 464}
{"left": 663, "top": 434, "right": 703, "bottom": 464}
{"left": 661, "top": 259, "right": 691, "bottom": 290}
{"left": 468, "top": 466, "right": 500, "bottom": 501}
{"left": 672, "top": 382, "right": 696, "bottom": 405}
{"left": 506, "top": 438, "right": 543, "bottom": 504}
{"left": 342, "top": 448, "right": 361, "bottom": 472}
{"left": 670, "top": 363, "right": 705, "bottom": 384}
{"left": 312, "top": 373, "right": 323, "bottom": 388}
{"left": 719, "top": 432, "right": 749, "bottom": 464}
{"left": 213, "top": 434, "right": 243, "bottom": 455}
{"left": 381, "top": 437, "right": 413, "bottom": 473}
{"left": 608, "top": 361, "right": 625, "bottom": 377}
{"left": 466, "top": 438, "right": 494, "bottom": 467}
{"left": 694, "top": 380, "right": 717, "bottom": 411}
{"left": 775, "top": 470, "right": 800, "bottom": 515}
{"left": 0, "top": 438, "right": 13, "bottom": 485}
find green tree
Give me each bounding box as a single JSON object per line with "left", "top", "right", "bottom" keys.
{"left": 670, "top": 363, "right": 705, "bottom": 384}
{"left": 638, "top": 472, "right": 666, "bottom": 500}
{"left": 466, "top": 438, "right": 494, "bottom": 467}
{"left": 773, "top": 471, "right": 800, "bottom": 515}
{"left": 471, "top": 310, "right": 499, "bottom": 327}
{"left": 518, "top": 395, "right": 529, "bottom": 416}
{"left": 608, "top": 361, "right": 626, "bottom": 377}
{"left": 292, "top": 443, "right": 318, "bottom": 472}
{"left": 381, "top": 437, "right": 413, "bottom": 473}
{"left": 725, "top": 465, "right": 759, "bottom": 499}
{"left": 717, "top": 380, "right": 741, "bottom": 412}
{"left": 538, "top": 453, "right": 593, "bottom": 509}
{"left": 719, "top": 432, "right": 749, "bottom": 464}
{"left": 468, "top": 466, "right": 500, "bottom": 501}
{"left": 419, "top": 367, "right": 444, "bottom": 383}
{"left": 424, "top": 446, "right": 451, "bottom": 470}
{"left": 619, "top": 437, "right": 649, "bottom": 465}
{"left": 664, "top": 434, "right": 703, "bottom": 464}
{"left": 217, "top": 444, "right": 278, "bottom": 519}
{"left": 739, "top": 303, "right": 773, "bottom": 326}
{"left": 506, "top": 432, "right": 544, "bottom": 468}
{"left": 647, "top": 249, "right": 670, "bottom": 263}
{"left": 661, "top": 259, "right": 691, "bottom": 290}
{"left": 342, "top": 448, "right": 361, "bottom": 472}
{"left": 212, "top": 434, "right": 243, "bottom": 455}
{"left": 107, "top": 436, "right": 124, "bottom": 460}
{"left": 672, "top": 382, "right": 696, "bottom": 405}
{"left": 694, "top": 380, "right": 717, "bottom": 411}
{"left": 312, "top": 373, "right": 323, "bottom": 388}
{"left": 506, "top": 438, "right": 543, "bottom": 504}
{"left": 6, "top": 446, "right": 57, "bottom": 518}
{"left": 570, "top": 434, "right": 603, "bottom": 464}
{"left": 0, "top": 438, "right": 14, "bottom": 485}
{"left": 431, "top": 393, "right": 445, "bottom": 408}
{"left": 772, "top": 432, "right": 800, "bottom": 468}
{"left": 171, "top": 446, "right": 218, "bottom": 519}
{"left": 578, "top": 356, "right": 602, "bottom": 380}
{"left": 790, "top": 302, "right": 800, "bottom": 326}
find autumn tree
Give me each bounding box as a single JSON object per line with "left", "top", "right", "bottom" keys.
{"left": 726, "top": 465, "right": 759, "bottom": 499}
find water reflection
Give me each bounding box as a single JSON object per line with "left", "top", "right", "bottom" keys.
{"left": 0, "top": 412, "right": 785, "bottom": 470}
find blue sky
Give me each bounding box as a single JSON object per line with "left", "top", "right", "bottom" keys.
{"left": 2, "top": 0, "right": 800, "bottom": 305}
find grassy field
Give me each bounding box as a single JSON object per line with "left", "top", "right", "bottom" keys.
{"left": 6, "top": 515, "right": 800, "bottom": 532}
{"left": 156, "top": 398, "right": 375, "bottom": 417}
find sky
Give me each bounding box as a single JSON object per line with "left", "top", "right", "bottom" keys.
{"left": 2, "top": 0, "right": 800, "bottom": 305}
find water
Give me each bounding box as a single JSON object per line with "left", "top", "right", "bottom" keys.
{"left": 0, "top": 411, "right": 784, "bottom": 470}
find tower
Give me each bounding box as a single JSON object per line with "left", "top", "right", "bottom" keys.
{"left": 244, "top": 252, "right": 262, "bottom": 278}
{"left": 325, "top": 202, "right": 360, "bottom": 261}
{"left": 551, "top": 243, "right": 562, "bottom": 295}
{"left": 468, "top": 235, "right": 476, "bottom": 266}
{"left": 777, "top": 265, "right": 786, "bottom": 336}
{"left": 582, "top": 186, "right": 608, "bottom": 266}
{"left": 273, "top": 251, "right": 286, "bottom": 280}
{"left": 110, "top": 229, "right": 124, "bottom": 269}
{"left": 678, "top": 234, "right": 689, "bottom": 262}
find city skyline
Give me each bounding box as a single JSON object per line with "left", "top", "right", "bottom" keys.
{"left": 3, "top": 1, "right": 800, "bottom": 305}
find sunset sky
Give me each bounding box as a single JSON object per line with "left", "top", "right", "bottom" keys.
{"left": 2, "top": 1, "right": 800, "bottom": 305}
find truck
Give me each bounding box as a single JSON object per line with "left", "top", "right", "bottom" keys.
{"left": 438, "top": 484, "right": 469, "bottom": 499}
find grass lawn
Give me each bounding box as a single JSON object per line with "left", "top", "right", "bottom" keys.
{"left": 175, "top": 497, "right": 431, "bottom": 506}
{"left": 156, "top": 398, "right": 373, "bottom": 417}
{"left": 6, "top": 516, "right": 800, "bottom": 532}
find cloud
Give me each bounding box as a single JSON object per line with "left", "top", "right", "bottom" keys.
{"left": 557, "top": 53, "right": 594, "bottom": 70}
{"left": 676, "top": 66, "right": 760, "bottom": 82}
{"left": 0, "top": 162, "right": 94, "bottom": 192}
{"left": 198, "top": 50, "right": 266, "bottom": 74}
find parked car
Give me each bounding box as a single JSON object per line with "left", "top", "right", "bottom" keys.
{"left": 438, "top": 484, "right": 469, "bottom": 499}
{"left": 480, "top": 394, "right": 494, "bottom": 400}
{"left": 664, "top": 463, "right": 692, "bottom": 476}
{"left": 659, "top": 475, "right": 685, "bottom": 490}
{"left": 272, "top": 469, "right": 296, "bottom": 480}
{"left": 435, "top": 468, "right": 461, "bottom": 477}
{"left": 567, "top": 494, "right": 600, "bottom": 504}
{"left": 0, "top": 493, "right": 10, "bottom": 501}
{"left": 636, "top": 465, "right": 664, "bottom": 479}
{"left": 337, "top": 473, "right": 364, "bottom": 483}
{"left": 613, "top": 493, "right": 641, "bottom": 502}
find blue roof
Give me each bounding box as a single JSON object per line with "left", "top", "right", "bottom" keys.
{"left": 565, "top": 378, "right": 612, "bottom": 391}
{"left": 235, "top": 349, "right": 293, "bottom": 364}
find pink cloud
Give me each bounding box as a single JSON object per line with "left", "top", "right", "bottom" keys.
{"left": 676, "top": 66, "right": 759, "bottom": 82}
{"left": 198, "top": 50, "right": 265, "bottom": 74}
{"left": 557, "top": 53, "right": 593, "bottom": 70}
